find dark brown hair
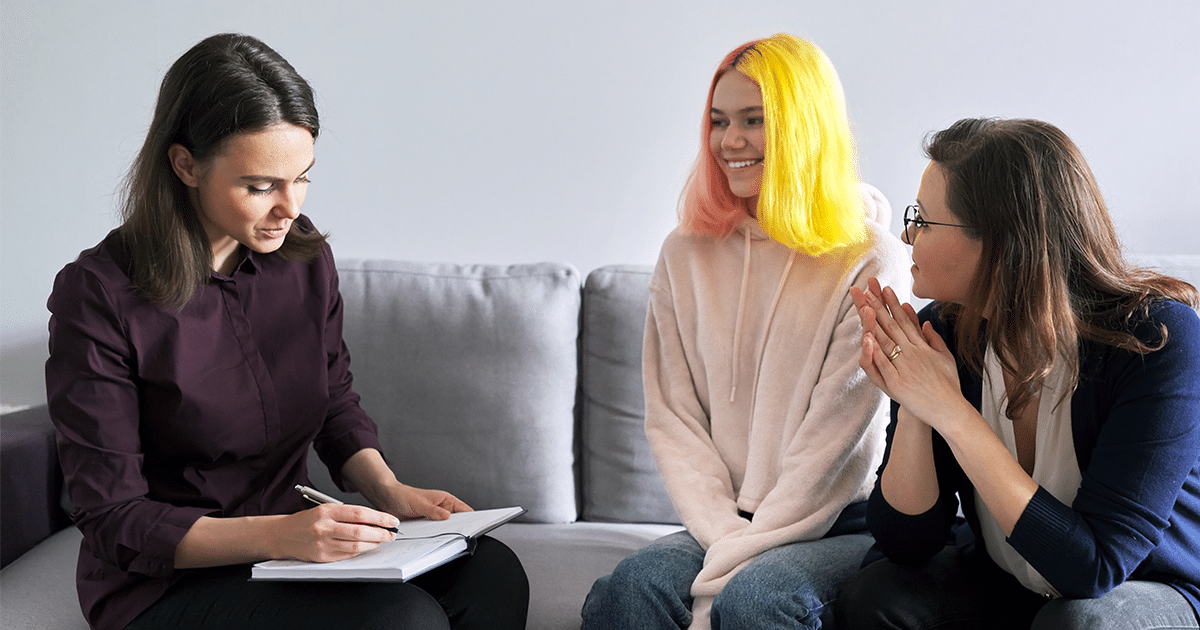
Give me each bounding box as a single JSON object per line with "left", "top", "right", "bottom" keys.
{"left": 119, "top": 33, "right": 326, "bottom": 307}
{"left": 927, "top": 118, "right": 1198, "bottom": 417}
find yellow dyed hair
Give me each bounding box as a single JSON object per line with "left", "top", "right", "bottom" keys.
{"left": 680, "top": 34, "right": 866, "bottom": 255}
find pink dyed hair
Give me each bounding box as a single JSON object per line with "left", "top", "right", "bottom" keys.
{"left": 678, "top": 41, "right": 758, "bottom": 237}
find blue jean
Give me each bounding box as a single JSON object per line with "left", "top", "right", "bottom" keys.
{"left": 581, "top": 529, "right": 875, "bottom": 630}
{"left": 836, "top": 545, "right": 1200, "bottom": 630}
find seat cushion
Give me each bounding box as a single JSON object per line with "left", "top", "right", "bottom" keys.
{"left": 490, "top": 521, "right": 684, "bottom": 630}
{"left": 0, "top": 527, "right": 88, "bottom": 630}
{"left": 313, "top": 260, "right": 581, "bottom": 524}
{"left": 579, "top": 266, "right": 679, "bottom": 524}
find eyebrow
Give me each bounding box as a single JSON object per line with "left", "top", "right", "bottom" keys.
{"left": 238, "top": 158, "right": 316, "bottom": 183}
{"left": 710, "top": 106, "right": 764, "bottom": 116}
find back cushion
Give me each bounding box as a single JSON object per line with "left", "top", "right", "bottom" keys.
{"left": 580, "top": 265, "right": 680, "bottom": 524}
{"left": 312, "top": 260, "right": 580, "bottom": 524}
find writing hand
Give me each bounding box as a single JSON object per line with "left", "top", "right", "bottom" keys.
{"left": 274, "top": 503, "right": 400, "bottom": 563}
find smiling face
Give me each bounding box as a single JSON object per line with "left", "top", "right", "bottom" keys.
{"left": 904, "top": 161, "right": 983, "bottom": 304}
{"left": 169, "top": 123, "right": 315, "bottom": 275}
{"left": 709, "top": 70, "right": 765, "bottom": 210}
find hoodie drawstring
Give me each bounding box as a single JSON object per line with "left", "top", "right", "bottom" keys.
{"left": 729, "top": 228, "right": 752, "bottom": 402}
{"left": 729, "top": 231, "right": 797, "bottom": 403}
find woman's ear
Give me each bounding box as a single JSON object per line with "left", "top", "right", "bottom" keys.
{"left": 167, "top": 144, "right": 201, "bottom": 188}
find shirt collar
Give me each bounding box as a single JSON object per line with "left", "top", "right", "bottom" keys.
{"left": 211, "top": 245, "right": 261, "bottom": 280}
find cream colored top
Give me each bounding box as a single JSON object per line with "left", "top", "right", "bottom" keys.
{"left": 977, "top": 345, "right": 1082, "bottom": 598}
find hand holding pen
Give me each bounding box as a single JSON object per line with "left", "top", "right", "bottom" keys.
{"left": 296, "top": 484, "right": 402, "bottom": 534}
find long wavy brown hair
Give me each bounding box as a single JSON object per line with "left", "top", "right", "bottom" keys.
{"left": 927, "top": 118, "right": 1198, "bottom": 418}
{"left": 119, "top": 33, "right": 326, "bottom": 308}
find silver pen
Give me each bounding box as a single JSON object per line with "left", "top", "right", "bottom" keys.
{"left": 296, "top": 484, "right": 344, "bottom": 506}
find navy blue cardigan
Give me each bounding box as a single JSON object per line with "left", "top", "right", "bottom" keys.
{"left": 867, "top": 299, "right": 1200, "bottom": 616}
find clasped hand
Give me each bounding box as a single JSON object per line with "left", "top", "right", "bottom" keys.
{"left": 849, "top": 278, "right": 965, "bottom": 432}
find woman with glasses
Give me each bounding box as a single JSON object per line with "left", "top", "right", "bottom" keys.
{"left": 580, "top": 33, "right": 909, "bottom": 630}
{"left": 836, "top": 117, "right": 1200, "bottom": 629}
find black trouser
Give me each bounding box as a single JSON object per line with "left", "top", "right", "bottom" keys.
{"left": 126, "top": 536, "right": 528, "bottom": 630}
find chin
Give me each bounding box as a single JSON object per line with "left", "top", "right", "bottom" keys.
{"left": 910, "top": 281, "right": 936, "bottom": 302}
{"left": 247, "top": 238, "right": 286, "bottom": 255}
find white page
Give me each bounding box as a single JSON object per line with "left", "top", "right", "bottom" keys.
{"left": 394, "top": 506, "right": 524, "bottom": 540}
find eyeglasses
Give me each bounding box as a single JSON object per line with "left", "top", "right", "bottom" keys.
{"left": 903, "top": 204, "right": 970, "bottom": 242}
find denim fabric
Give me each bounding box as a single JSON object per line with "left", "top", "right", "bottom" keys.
{"left": 1033, "top": 581, "right": 1199, "bottom": 630}
{"left": 581, "top": 529, "right": 874, "bottom": 630}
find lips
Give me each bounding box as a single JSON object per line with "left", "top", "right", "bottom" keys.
{"left": 261, "top": 224, "right": 290, "bottom": 238}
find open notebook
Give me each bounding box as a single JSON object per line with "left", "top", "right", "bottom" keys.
{"left": 251, "top": 506, "right": 524, "bottom": 581}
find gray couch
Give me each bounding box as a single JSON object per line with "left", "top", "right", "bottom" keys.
{"left": 6, "top": 254, "right": 1199, "bottom": 630}
{"left": 1, "top": 260, "right": 683, "bottom": 630}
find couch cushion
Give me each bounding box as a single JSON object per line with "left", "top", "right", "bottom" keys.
{"left": 579, "top": 266, "right": 680, "bottom": 524}
{"left": 489, "top": 521, "right": 683, "bottom": 630}
{"left": 313, "top": 260, "right": 581, "bottom": 524}
{"left": 1, "top": 405, "right": 72, "bottom": 568}
{"left": 0, "top": 526, "right": 88, "bottom": 629}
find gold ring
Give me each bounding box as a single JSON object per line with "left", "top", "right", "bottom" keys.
{"left": 887, "top": 345, "right": 902, "bottom": 361}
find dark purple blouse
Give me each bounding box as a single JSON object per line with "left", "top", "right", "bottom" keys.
{"left": 45, "top": 218, "right": 382, "bottom": 630}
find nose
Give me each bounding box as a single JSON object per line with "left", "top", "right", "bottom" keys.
{"left": 274, "top": 185, "right": 302, "bottom": 220}
{"left": 901, "top": 225, "right": 913, "bottom": 245}
{"left": 720, "top": 125, "right": 747, "bottom": 151}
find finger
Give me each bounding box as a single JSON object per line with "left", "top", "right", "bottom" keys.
{"left": 858, "top": 303, "right": 879, "bottom": 335}
{"left": 308, "top": 515, "right": 392, "bottom": 547}
{"left": 922, "top": 320, "right": 951, "bottom": 354}
{"left": 863, "top": 289, "right": 909, "bottom": 345}
{"left": 334, "top": 523, "right": 396, "bottom": 544}
{"left": 410, "top": 495, "right": 452, "bottom": 520}
{"left": 444, "top": 495, "right": 472, "bottom": 513}
{"left": 315, "top": 537, "right": 387, "bottom": 562}
{"left": 867, "top": 277, "right": 883, "bottom": 301}
{"left": 859, "top": 305, "right": 901, "bottom": 361}
{"left": 849, "top": 286, "right": 868, "bottom": 311}
{"left": 881, "top": 286, "right": 923, "bottom": 340}
{"left": 867, "top": 330, "right": 902, "bottom": 384}
{"left": 901, "top": 302, "right": 920, "bottom": 328}
{"left": 328, "top": 504, "right": 402, "bottom": 532}
{"left": 861, "top": 333, "right": 893, "bottom": 395}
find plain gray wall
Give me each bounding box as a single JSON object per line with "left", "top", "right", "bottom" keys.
{"left": 3, "top": 0, "right": 1198, "bottom": 409}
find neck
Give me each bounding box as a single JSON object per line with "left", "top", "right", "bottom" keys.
{"left": 745, "top": 195, "right": 759, "bottom": 218}
{"left": 211, "top": 240, "right": 239, "bottom": 276}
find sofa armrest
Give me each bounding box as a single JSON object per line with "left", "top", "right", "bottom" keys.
{"left": 1, "top": 405, "right": 71, "bottom": 568}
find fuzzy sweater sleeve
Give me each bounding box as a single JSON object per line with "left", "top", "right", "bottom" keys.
{"left": 644, "top": 267, "right": 752, "bottom": 549}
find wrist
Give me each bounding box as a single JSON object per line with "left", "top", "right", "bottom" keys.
{"left": 255, "top": 513, "right": 289, "bottom": 561}
{"left": 341, "top": 448, "right": 401, "bottom": 509}
{"left": 362, "top": 478, "right": 407, "bottom": 514}
{"left": 929, "top": 398, "right": 985, "bottom": 445}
